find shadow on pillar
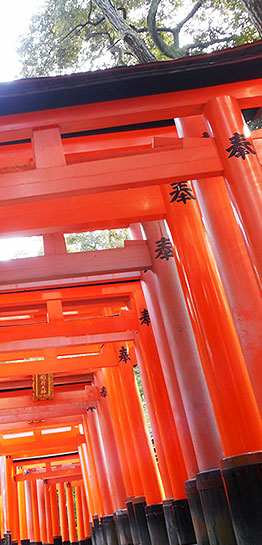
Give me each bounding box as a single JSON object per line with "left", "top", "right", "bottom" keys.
{"left": 162, "top": 499, "right": 179, "bottom": 545}
{"left": 145, "top": 504, "right": 169, "bottom": 545}
{"left": 185, "top": 479, "right": 210, "bottom": 545}
{"left": 114, "top": 510, "right": 132, "bottom": 545}
{"left": 221, "top": 452, "right": 262, "bottom": 545}
{"left": 196, "top": 469, "right": 237, "bottom": 545}
{"left": 172, "top": 499, "right": 196, "bottom": 545}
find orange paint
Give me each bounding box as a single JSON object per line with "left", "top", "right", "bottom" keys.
{"left": 75, "top": 485, "right": 85, "bottom": 541}
{"left": 65, "top": 483, "right": 77, "bottom": 544}
{"left": 57, "top": 483, "right": 69, "bottom": 543}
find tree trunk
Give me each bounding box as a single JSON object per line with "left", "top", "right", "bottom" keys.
{"left": 241, "top": 0, "right": 262, "bottom": 36}
{"left": 94, "top": 0, "right": 156, "bottom": 63}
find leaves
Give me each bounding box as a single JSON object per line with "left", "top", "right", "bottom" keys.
{"left": 17, "top": 0, "right": 260, "bottom": 76}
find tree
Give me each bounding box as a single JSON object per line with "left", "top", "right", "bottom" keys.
{"left": 18, "top": 0, "right": 260, "bottom": 77}
{"left": 65, "top": 228, "right": 130, "bottom": 253}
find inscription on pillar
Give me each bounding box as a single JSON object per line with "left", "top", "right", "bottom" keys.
{"left": 154, "top": 237, "right": 174, "bottom": 260}
{"left": 119, "top": 346, "right": 130, "bottom": 363}
{"left": 169, "top": 182, "right": 195, "bottom": 204}
{"left": 139, "top": 308, "right": 151, "bottom": 326}
{"left": 226, "top": 132, "right": 256, "bottom": 160}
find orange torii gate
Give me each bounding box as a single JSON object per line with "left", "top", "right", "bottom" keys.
{"left": 0, "top": 40, "right": 260, "bottom": 545}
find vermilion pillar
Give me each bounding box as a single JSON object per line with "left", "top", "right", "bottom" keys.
{"left": 80, "top": 426, "right": 104, "bottom": 516}
{"left": 83, "top": 411, "right": 114, "bottom": 514}
{"left": 176, "top": 114, "right": 262, "bottom": 415}
{"left": 103, "top": 365, "right": 144, "bottom": 498}
{"left": 203, "top": 95, "right": 262, "bottom": 285}
{"left": 17, "top": 479, "right": 28, "bottom": 543}
{"left": 80, "top": 485, "right": 91, "bottom": 538}
{"left": 139, "top": 219, "right": 224, "bottom": 473}
{"left": 65, "top": 483, "right": 77, "bottom": 545}
{"left": 161, "top": 183, "right": 262, "bottom": 455}
{"left": 44, "top": 481, "right": 53, "bottom": 545}
{"left": 78, "top": 445, "right": 94, "bottom": 519}
{"left": 0, "top": 456, "right": 17, "bottom": 537}
{"left": 102, "top": 366, "right": 138, "bottom": 498}
{"left": 57, "top": 483, "right": 69, "bottom": 544}
{"left": 105, "top": 366, "right": 144, "bottom": 496}
{"left": 50, "top": 484, "right": 60, "bottom": 540}
{"left": 95, "top": 370, "right": 127, "bottom": 510}
{"left": 24, "top": 480, "right": 34, "bottom": 542}
{"left": 37, "top": 480, "right": 47, "bottom": 544}
{"left": 132, "top": 287, "right": 189, "bottom": 499}
{"left": 31, "top": 480, "right": 41, "bottom": 544}
{"left": 117, "top": 361, "right": 164, "bottom": 504}
{"left": 75, "top": 486, "right": 85, "bottom": 542}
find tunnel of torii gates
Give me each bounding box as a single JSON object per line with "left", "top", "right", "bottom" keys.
{"left": 0, "top": 40, "right": 260, "bottom": 545}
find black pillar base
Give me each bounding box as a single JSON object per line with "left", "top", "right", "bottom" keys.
{"left": 101, "top": 515, "right": 119, "bottom": 545}
{"left": 133, "top": 499, "right": 151, "bottom": 545}
{"left": 221, "top": 452, "right": 262, "bottom": 545}
{"left": 114, "top": 510, "right": 133, "bottom": 545}
{"left": 185, "top": 478, "right": 210, "bottom": 545}
{"left": 172, "top": 499, "right": 196, "bottom": 545}
{"left": 89, "top": 524, "right": 96, "bottom": 545}
{"left": 62, "top": 541, "right": 70, "bottom": 545}
{"left": 162, "top": 499, "right": 179, "bottom": 545}
{"left": 196, "top": 468, "right": 237, "bottom": 545}
{"left": 21, "top": 540, "right": 30, "bottom": 545}
{"left": 145, "top": 503, "right": 169, "bottom": 545}
{"left": 54, "top": 538, "right": 63, "bottom": 545}
{"left": 126, "top": 501, "right": 139, "bottom": 545}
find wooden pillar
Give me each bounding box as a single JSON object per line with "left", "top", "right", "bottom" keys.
{"left": 44, "top": 481, "right": 53, "bottom": 545}
{"left": 75, "top": 486, "right": 85, "bottom": 542}
{"left": 161, "top": 181, "right": 262, "bottom": 456}
{"left": 176, "top": 114, "right": 262, "bottom": 415}
{"left": 83, "top": 411, "right": 114, "bottom": 514}
{"left": 94, "top": 370, "right": 127, "bottom": 510}
{"left": 0, "top": 456, "right": 17, "bottom": 537}
{"left": 132, "top": 286, "right": 189, "bottom": 499}
{"left": 65, "top": 483, "right": 77, "bottom": 544}
{"left": 139, "top": 220, "right": 224, "bottom": 473}
{"left": 117, "top": 361, "right": 163, "bottom": 504}
{"left": 80, "top": 434, "right": 104, "bottom": 517}
{"left": 24, "top": 480, "right": 34, "bottom": 542}
{"left": 37, "top": 480, "right": 47, "bottom": 545}
{"left": 103, "top": 366, "right": 145, "bottom": 498}
{"left": 50, "top": 484, "right": 60, "bottom": 539}
{"left": 80, "top": 486, "right": 90, "bottom": 538}
{"left": 57, "top": 483, "right": 69, "bottom": 544}
{"left": 78, "top": 445, "right": 94, "bottom": 519}
{"left": 17, "top": 479, "right": 28, "bottom": 543}
{"left": 203, "top": 95, "right": 262, "bottom": 285}
{"left": 31, "top": 480, "right": 41, "bottom": 544}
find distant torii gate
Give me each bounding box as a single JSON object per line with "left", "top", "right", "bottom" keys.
{"left": 0, "top": 40, "right": 261, "bottom": 545}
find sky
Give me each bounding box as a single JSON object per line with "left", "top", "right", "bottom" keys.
{"left": 0, "top": 0, "right": 43, "bottom": 82}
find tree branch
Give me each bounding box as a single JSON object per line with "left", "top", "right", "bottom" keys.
{"left": 147, "top": 0, "right": 206, "bottom": 58}
{"left": 93, "top": 0, "right": 156, "bottom": 63}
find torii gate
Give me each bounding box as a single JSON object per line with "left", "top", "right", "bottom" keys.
{"left": 0, "top": 40, "right": 260, "bottom": 545}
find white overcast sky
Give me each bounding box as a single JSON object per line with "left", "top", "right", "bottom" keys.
{"left": 0, "top": 0, "right": 43, "bottom": 82}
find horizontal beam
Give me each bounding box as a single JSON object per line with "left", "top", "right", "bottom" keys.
{"left": 0, "top": 186, "right": 165, "bottom": 237}
{"left": 0, "top": 310, "right": 137, "bottom": 343}
{"left": 0, "top": 242, "right": 151, "bottom": 285}
{"left": 0, "top": 404, "right": 89, "bottom": 424}
{"left": 16, "top": 464, "right": 81, "bottom": 481}
{"left": 0, "top": 386, "right": 99, "bottom": 412}
{"left": 47, "top": 474, "right": 82, "bottom": 485}
{"left": 0, "top": 138, "right": 222, "bottom": 206}
{"left": 0, "top": 346, "right": 125, "bottom": 376}
{"left": 0, "top": 79, "right": 260, "bottom": 143}
{"left": 1, "top": 438, "right": 82, "bottom": 457}
{"left": 0, "top": 415, "right": 83, "bottom": 433}
{"left": 14, "top": 452, "right": 79, "bottom": 467}
{"left": 0, "top": 373, "right": 93, "bottom": 389}
{"left": 0, "top": 331, "right": 135, "bottom": 354}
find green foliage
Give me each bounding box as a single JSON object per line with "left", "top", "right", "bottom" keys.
{"left": 17, "top": 0, "right": 260, "bottom": 77}
{"left": 64, "top": 228, "right": 130, "bottom": 253}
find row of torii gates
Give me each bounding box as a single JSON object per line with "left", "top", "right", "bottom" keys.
{"left": 0, "top": 41, "right": 261, "bottom": 545}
